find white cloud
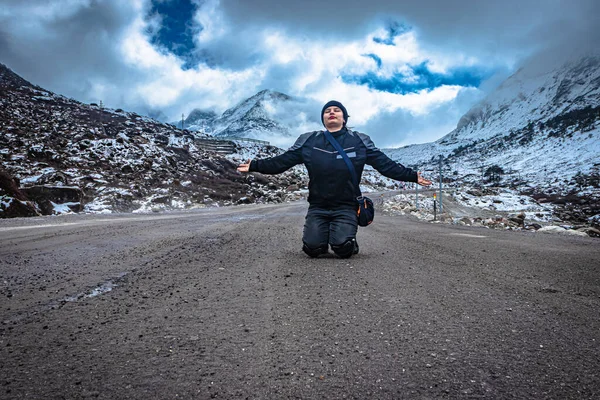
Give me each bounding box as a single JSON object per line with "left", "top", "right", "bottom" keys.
{"left": 309, "top": 79, "right": 465, "bottom": 121}
{"left": 193, "top": 0, "right": 227, "bottom": 44}
{"left": 119, "top": 11, "right": 265, "bottom": 111}
{"left": 257, "top": 27, "right": 474, "bottom": 126}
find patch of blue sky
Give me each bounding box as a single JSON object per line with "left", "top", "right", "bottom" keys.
{"left": 373, "top": 21, "right": 411, "bottom": 45}
{"left": 146, "top": 0, "right": 200, "bottom": 69}
{"left": 363, "top": 53, "right": 383, "bottom": 68}
{"left": 342, "top": 62, "right": 493, "bottom": 95}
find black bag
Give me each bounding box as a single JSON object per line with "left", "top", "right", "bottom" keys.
{"left": 356, "top": 195, "right": 374, "bottom": 227}
{"left": 322, "top": 130, "right": 374, "bottom": 227}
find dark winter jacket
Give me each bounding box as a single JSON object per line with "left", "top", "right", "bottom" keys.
{"left": 249, "top": 127, "right": 418, "bottom": 208}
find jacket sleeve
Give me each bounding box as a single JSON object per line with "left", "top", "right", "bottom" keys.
{"left": 358, "top": 132, "right": 418, "bottom": 183}
{"left": 249, "top": 132, "right": 312, "bottom": 174}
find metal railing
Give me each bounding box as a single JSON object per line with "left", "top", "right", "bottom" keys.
{"left": 232, "top": 138, "right": 270, "bottom": 145}
{"left": 194, "top": 137, "right": 270, "bottom": 146}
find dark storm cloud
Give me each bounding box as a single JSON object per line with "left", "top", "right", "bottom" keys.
{"left": 0, "top": 1, "right": 140, "bottom": 104}
{"left": 220, "top": 0, "right": 599, "bottom": 63}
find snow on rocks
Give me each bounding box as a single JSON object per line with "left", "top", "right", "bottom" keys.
{"left": 537, "top": 226, "right": 589, "bottom": 236}
{"left": 381, "top": 186, "right": 599, "bottom": 237}
{"left": 382, "top": 53, "right": 600, "bottom": 231}
{"left": 0, "top": 63, "right": 310, "bottom": 217}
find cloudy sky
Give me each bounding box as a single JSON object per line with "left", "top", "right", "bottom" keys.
{"left": 1, "top": 0, "right": 598, "bottom": 148}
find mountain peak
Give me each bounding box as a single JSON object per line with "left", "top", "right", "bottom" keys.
{"left": 171, "top": 89, "right": 298, "bottom": 145}
{"left": 243, "top": 89, "right": 293, "bottom": 105}
{"left": 185, "top": 109, "right": 218, "bottom": 124}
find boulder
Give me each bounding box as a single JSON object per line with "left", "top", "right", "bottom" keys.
{"left": 508, "top": 214, "right": 525, "bottom": 227}
{"left": 0, "top": 197, "right": 40, "bottom": 218}
{"left": 526, "top": 223, "right": 542, "bottom": 230}
{"left": 154, "top": 135, "right": 169, "bottom": 145}
{"left": 458, "top": 217, "right": 473, "bottom": 226}
{"left": 506, "top": 219, "right": 522, "bottom": 228}
{"left": 0, "top": 168, "right": 41, "bottom": 218}
{"left": 438, "top": 213, "right": 452, "bottom": 222}
{"left": 19, "top": 185, "right": 84, "bottom": 215}
{"left": 467, "top": 189, "right": 483, "bottom": 197}
{"left": 151, "top": 195, "right": 170, "bottom": 204}
{"left": 576, "top": 227, "right": 600, "bottom": 238}
{"left": 236, "top": 196, "right": 253, "bottom": 204}
{"left": 21, "top": 185, "right": 83, "bottom": 204}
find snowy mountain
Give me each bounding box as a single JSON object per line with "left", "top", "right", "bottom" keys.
{"left": 182, "top": 89, "right": 315, "bottom": 147}
{"left": 212, "top": 89, "right": 293, "bottom": 141}
{"left": 385, "top": 52, "right": 600, "bottom": 198}
{"left": 174, "top": 109, "right": 218, "bottom": 132}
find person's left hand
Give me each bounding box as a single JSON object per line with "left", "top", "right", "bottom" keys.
{"left": 237, "top": 159, "right": 252, "bottom": 173}
{"left": 417, "top": 172, "right": 432, "bottom": 186}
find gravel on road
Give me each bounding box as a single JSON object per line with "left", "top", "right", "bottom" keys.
{"left": 1, "top": 201, "right": 599, "bottom": 399}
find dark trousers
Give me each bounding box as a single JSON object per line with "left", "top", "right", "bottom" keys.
{"left": 302, "top": 206, "right": 358, "bottom": 254}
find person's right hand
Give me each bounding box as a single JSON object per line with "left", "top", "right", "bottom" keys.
{"left": 237, "top": 159, "right": 252, "bottom": 173}
{"left": 417, "top": 172, "right": 432, "bottom": 186}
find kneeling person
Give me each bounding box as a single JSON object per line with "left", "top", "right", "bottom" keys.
{"left": 237, "top": 100, "right": 431, "bottom": 258}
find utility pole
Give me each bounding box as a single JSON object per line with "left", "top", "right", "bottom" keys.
{"left": 438, "top": 155, "right": 443, "bottom": 213}
{"left": 181, "top": 113, "right": 185, "bottom": 130}
{"left": 415, "top": 165, "right": 419, "bottom": 210}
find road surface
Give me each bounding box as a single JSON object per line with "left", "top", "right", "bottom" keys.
{"left": 1, "top": 201, "right": 599, "bottom": 399}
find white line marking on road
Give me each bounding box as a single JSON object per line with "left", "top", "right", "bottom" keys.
{"left": 0, "top": 222, "right": 81, "bottom": 231}
{"left": 448, "top": 233, "right": 488, "bottom": 238}
{"left": 0, "top": 211, "right": 264, "bottom": 232}
{"left": 0, "top": 215, "right": 195, "bottom": 232}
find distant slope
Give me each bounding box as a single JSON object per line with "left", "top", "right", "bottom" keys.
{"left": 181, "top": 89, "right": 317, "bottom": 147}
{"left": 384, "top": 52, "right": 600, "bottom": 195}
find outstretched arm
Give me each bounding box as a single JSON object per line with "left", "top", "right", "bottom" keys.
{"left": 237, "top": 159, "right": 251, "bottom": 173}
{"left": 236, "top": 131, "right": 313, "bottom": 175}
{"left": 358, "top": 131, "right": 432, "bottom": 185}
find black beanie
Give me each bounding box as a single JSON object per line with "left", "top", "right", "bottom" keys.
{"left": 321, "top": 100, "right": 348, "bottom": 126}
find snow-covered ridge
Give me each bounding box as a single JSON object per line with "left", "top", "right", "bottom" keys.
{"left": 448, "top": 54, "right": 600, "bottom": 143}
{"left": 384, "top": 52, "right": 600, "bottom": 197}
{"left": 177, "top": 89, "right": 318, "bottom": 148}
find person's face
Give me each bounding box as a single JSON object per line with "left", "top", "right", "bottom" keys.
{"left": 323, "top": 106, "right": 344, "bottom": 127}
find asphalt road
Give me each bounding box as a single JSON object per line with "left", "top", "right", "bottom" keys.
{"left": 1, "top": 201, "right": 599, "bottom": 399}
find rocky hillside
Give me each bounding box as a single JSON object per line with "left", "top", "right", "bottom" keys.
{"left": 387, "top": 53, "right": 599, "bottom": 176}
{"left": 384, "top": 52, "right": 600, "bottom": 227}
{"left": 0, "top": 64, "right": 305, "bottom": 218}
